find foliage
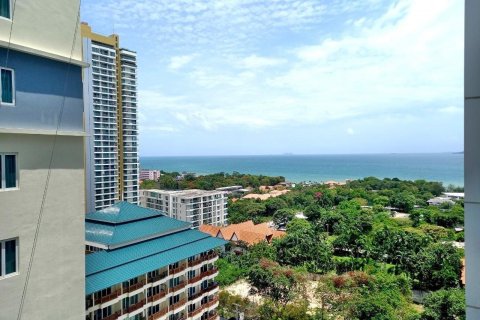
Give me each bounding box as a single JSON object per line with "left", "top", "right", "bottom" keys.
{"left": 421, "top": 288, "right": 465, "bottom": 320}
{"left": 248, "top": 259, "right": 306, "bottom": 305}
{"left": 412, "top": 243, "right": 462, "bottom": 291}
{"left": 275, "top": 220, "right": 334, "bottom": 273}
{"left": 272, "top": 208, "right": 296, "bottom": 228}
{"left": 218, "top": 291, "right": 259, "bottom": 320}
{"left": 215, "top": 258, "right": 246, "bottom": 286}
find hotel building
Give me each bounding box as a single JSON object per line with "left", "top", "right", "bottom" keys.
{"left": 85, "top": 202, "right": 225, "bottom": 320}
{"left": 82, "top": 24, "right": 139, "bottom": 212}
{"left": 0, "top": 0, "right": 86, "bottom": 318}
{"left": 141, "top": 190, "right": 228, "bottom": 228}
{"left": 140, "top": 169, "right": 162, "bottom": 181}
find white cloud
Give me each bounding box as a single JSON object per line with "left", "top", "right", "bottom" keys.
{"left": 239, "top": 55, "right": 286, "bottom": 69}
{"left": 168, "top": 54, "right": 196, "bottom": 70}
{"left": 439, "top": 106, "right": 463, "bottom": 114}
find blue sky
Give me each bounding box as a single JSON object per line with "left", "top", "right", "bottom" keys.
{"left": 81, "top": 0, "right": 464, "bottom": 156}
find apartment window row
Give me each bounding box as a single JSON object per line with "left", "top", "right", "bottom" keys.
{"left": 0, "top": 153, "right": 17, "bottom": 190}
{"left": 0, "top": 238, "right": 18, "bottom": 279}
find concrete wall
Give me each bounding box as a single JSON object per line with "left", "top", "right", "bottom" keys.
{"left": 0, "top": 47, "right": 84, "bottom": 133}
{"left": 465, "top": 0, "right": 480, "bottom": 318}
{"left": 0, "top": 133, "right": 85, "bottom": 320}
{"left": 465, "top": 0, "right": 480, "bottom": 320}
{"left": 0, "top": 0, "right": 82, "bottom": 63}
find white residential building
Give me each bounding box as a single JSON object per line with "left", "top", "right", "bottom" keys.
{"left": 0, "top": 0, "right": 86, "bottom": 318}
{"left": 141, "top": 189, "right": 228, "bottom": 228}
{"left": 140, "top": 169, "right": 161, "bottom": 181}
{"left": 82, "top": 24, "right": 139, "bottom": 212}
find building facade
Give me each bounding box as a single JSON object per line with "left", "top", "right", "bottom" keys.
{"left": 0, "top": 0, "right": 86, "bottom": 319}
{"left": 141, "top": 190, "right": 228, "bottom": 228}
{"left": 140, "top": 169, "right": 162, "bottom": 181}
{"left": 85, "top": 202, "right": 225, "bottom": 320}
{"left": 465, "top": 0, "right": 480, "bottom": 318}
{"left": 82, "top": 23, "right": 139, "bottom": 212}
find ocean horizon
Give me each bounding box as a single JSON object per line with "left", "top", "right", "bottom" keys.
{"left": 140, "top": 153, "right": 464, "bottom": 187}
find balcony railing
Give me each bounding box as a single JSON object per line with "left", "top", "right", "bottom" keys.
{"left": 102, "top": 311, "right": 121, "bottom": 320}
{"left": 123, "top": 280, "right": 145, "bottom": 293}
{"left": 147, "top": 290, "right": 167, "bottom": 303}
{"left": 148, "top": 271, "right": 168, "bottom": 283}
{"left": 94, "top": 290, "right": 121, "bottom": 305}
{"left": 124, "top": 298, "right": 146, "bottom": 314}
{"left": 187, "top": 253, "right": 217, "bottom": 267}
{"left": 148, "top": 307, "right": 169, "bottom": 320}
{"left": 188, "top": 268, "right": 219, "bottom": 285}
{"left": 188, "top": 306, "right": 205, "bottom": 318}
{"left": 188, "top": 283, "right": 219, "bottom": 301}
{"left": 207, "top": 311, "right": 218, "bottom": 320}
{"left": 169, "top": 282, "right": 186, "bottom": 294}
{"left": 204, "top": 296, "right": 219, "bottom": 308}
{"left": 169, "top": 264, "right": 187, "bottom": 275}
{"left": 169, "top": 298, "right": 187, "bottom": 311}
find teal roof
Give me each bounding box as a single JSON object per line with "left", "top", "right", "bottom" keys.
{"left": 85, "top": 216, "right": 191, "bottom": 249}
{"left": 86, "top": 232, "right": 227, "bottom": 294}
{"left": 86, "top": 202, "right": 162, "bottom": 224}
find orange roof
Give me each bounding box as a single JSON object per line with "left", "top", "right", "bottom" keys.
{"left": 199, "top": 224, "right": 222, "bottom": 238}
{"left": 213, "top": 220, "right": 285, "bottom": 246}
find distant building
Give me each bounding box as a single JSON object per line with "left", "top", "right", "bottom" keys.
{"left": 141, "top": 189, "right": 228, "bottom": 227}
{"left": 442, "top": 192, "right": 464, "bottom": 200}
{"left": 141, "top": 169, "right": 161, "bottom": 181}
{"left": 0, "top": 0, "right": 86, "bottom": 318}
{"left": 199, "top": 221, "right": 285, "bottom": 249}
{"left": 85, "top": 202, "right": 225, "bottom": 320}
{"left": 427, "top": 197, "right": 455, "bottom": 206}
{"left": 82, "top": 23, "right": 140, "bottom": 212}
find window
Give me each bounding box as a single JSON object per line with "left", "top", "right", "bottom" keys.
{"left": 0, "top": 154, "right": 18, "bottom": 190}
{"left": 0, "top": 67, "right": 14, "bottom": 105}
{"left": 0, "top": 0, "right": 11, "bottom": 19}
{"left": 0, "top": 238, "right": 18, "bottom": 278}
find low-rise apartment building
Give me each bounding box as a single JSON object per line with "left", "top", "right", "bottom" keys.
{"left": 140, "top": 169, "right": 161, "bottom": 181}
{"left": 141, "top": 190, "right": 228, "bottom": 227}
{"left": 85, "top": 202, "right": 225, "bottom": 320}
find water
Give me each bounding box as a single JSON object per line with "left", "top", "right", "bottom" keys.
{"left": 140, "top": 153, "right": 464, "bottom": 187}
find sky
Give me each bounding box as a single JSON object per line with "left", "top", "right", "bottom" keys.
{"left": 81, "top": 0, "right": 464, "bottom": 156}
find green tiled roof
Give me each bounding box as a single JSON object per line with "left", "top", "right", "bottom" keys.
{"left": 86, "top": 234, "right": 226, "bottom": 294}
{"left": 86, "top": 201, "right": 162, "bottom": 224}
{"left": 86, "top": 229, "right": 210, "bottom": 275}
{"left": 85, "top": 215, "right": 191, "bottom": 248}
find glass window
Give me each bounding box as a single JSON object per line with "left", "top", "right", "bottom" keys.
{"left": 0, "top": 0, "right": 10, "bottom": 19}
{"left": 5, "top": 154, "right": 16, "bottom": 188}
{"left": 1, "top": 238, "right": 18, "bottom": 278}
{"left": 0, "top": 68, "right": 14, "bottom": 104}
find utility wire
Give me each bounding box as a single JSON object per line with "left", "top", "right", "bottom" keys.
{"left": 16, "top": 2, "right": 83, "bottom": 319}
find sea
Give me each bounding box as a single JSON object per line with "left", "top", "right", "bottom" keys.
{"left": 140, "top": 153, "right": 464, "bottom": 187}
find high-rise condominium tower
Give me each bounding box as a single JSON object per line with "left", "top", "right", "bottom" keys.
{"left": 0, "top": 0, "right": 86, "bottom": 318}
{"left": 82, "top": 24, "right": 139, "bottom": 212}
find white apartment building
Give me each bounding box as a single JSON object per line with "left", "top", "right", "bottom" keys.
{"left": 0, "top": 0, "right": 86, "bottom": 318}
{"left": 141, "top": 190, "right": 228, "bottom": 228}
{"left": 140, "top": 169, "right": 162, "bottom": 181}
{"left": 82, "top": 24, "right": 139, "bottom": 212}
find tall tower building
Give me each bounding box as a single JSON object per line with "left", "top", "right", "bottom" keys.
{"left": 0, "top": 0, "right": 86, "bottom": 319}
{"left": 82, "top": 24, "right": 139, "bottom": 212}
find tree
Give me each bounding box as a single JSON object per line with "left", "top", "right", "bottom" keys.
{"left": 273, "top": 208, "right": 295, "bottom": 228}
{"left": 275, "top": 220, "right": 333, "bottom": 273}
{"left": 391, "top": 192, "right": 417, "bottom": 213}
{"left": 421, "top": 289, "right": 465, "bottom": 320}
{"left": 413, "top": 243, "right": 462, "bottom": 291}
{"left": 265, "top": 197, "right": 288, "bottom": 216}
{"left": 248, "top": 259, "right": 306, "bottom": 306}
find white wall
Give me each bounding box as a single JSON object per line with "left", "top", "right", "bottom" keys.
{"left": 465, "top": 0, "right": 480, "bottom": 318}
{"left": 0, "top": 133, "right": 85, "bottom": 320}
{"left": 0, "top": 0, "right": 83, "bottom": 63}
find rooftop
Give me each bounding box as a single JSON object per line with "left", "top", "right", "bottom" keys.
{"left": 86, "top": 201, "right": 162, "bottom": 224}
{"left": 85, "top": 203, "right": 227, "bottom": 295}
{"left": 144, "top": 189, "right": 227, "bottom": 198}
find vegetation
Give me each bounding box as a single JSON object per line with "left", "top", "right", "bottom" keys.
{"left": 215, "top": 176, "right": 464, "bottom": 320}
{"left": 140, "top": 171, "right": 285, "bottom": 190}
